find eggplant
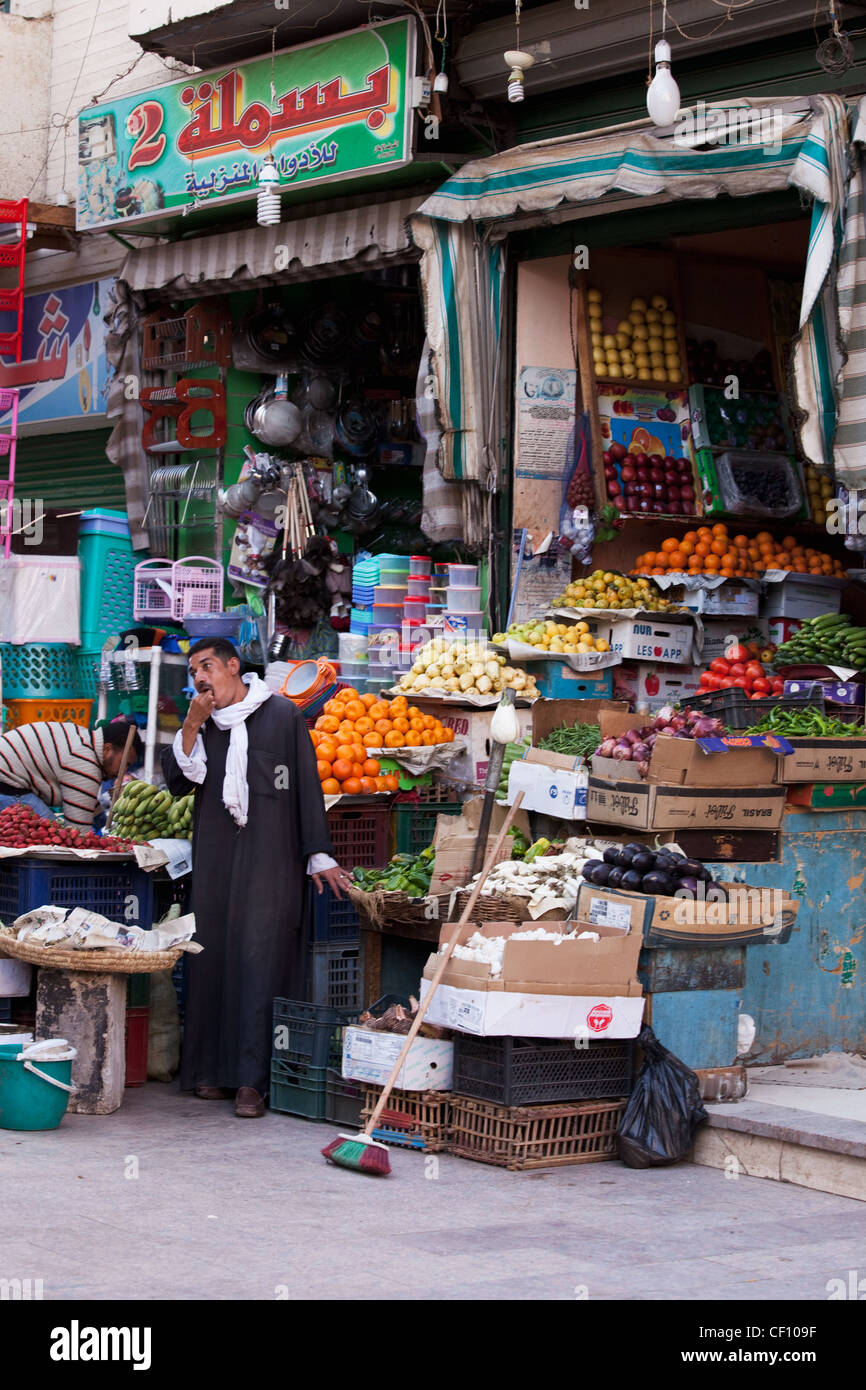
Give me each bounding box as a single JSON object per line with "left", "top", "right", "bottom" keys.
{"left": 582, "top": 860, "right": 605, "bottom": 881}
{"left": 607, "top": 867, "right": 625, "bottom": 888}
{"left": 624, "top": 843, "right": 646, "bottom": 856}
{"left": 676, "top": 876, "right": 700, "bottom": 897}
{"left": 631, "top": 851, "right": 655, "bottom": 873}
{"left": 621, "top": 869, "right": 643, "bottom": 892}
{"left": 603, "top": 847, "right": 621, "bottom": 865}
{"left": 683, "top": 858, "right": 709, "bottom": 880}
{"left": 641, "top": 871, "right": 674, "bottom": 895}
{"left": 616, "top": 847, "right": 635, "bottom": 868}
{"left": 590, "top": 864, "right": 612, "bottom": 886}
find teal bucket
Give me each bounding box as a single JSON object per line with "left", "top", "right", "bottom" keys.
{"left": 0, "top": 1042, "right": 76, "bottom": 1131}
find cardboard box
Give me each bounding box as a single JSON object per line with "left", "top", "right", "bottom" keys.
{"left": 418, "top": 702, "right": 534, "bottom": 788}
{"left": 775, "top": 737, "right": 866, "bottom": 783}
{"left": 524, "top": 661, "right": 614, "bottom": 701}
{"left": 576, "top": 882, "right": 800, "bottom": 948}
{"left": 635, "top": 663, "right": 704, "bottom": 711}
{"left": 682, "top": 582, "right": 760, "bottom": 617}
{"left": 429, "top": 796, "right": 531, "bottom": 894}
{"left": 341, "top": 1026, "right": 453, "bottom": 1091}
{"left": 699, "top": 619, "right": 769, "bottom": 665}
{"left": 419, "top": 918, "right": 644, "bottom": 1038}
{"left": 765, "top": 617, "right": 802, "bottom": 649}
{"left": 590, "top": 710, "right": 783, "bottom": 786}
{"left": 762, "top": 574, "right": 844, "bottom": 621}
{"left": 506, "top": 748, "right": 587, "bottom": 820}
{"left": 530, "top": 697, "right": 627, "bottom": 746}
{"left": 783, "top": 680, "right": 865, "bottom": 707}
{"left": 607, "top": 617, "right": 695, "bottom": 665}
{"left": 586, "top": 775, "right": 787, "bottom": 831}
{"left": 786, "top": 782, "right": 866, "bottom": 811}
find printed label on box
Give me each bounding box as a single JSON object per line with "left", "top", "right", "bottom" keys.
{"left": 451, "top": 999, "right": 484, "bottom": 1034}
{"left": 586, "top": 1002, "right": 614, "bottom": 1033}
{"left": 585, "top": 896, "right": 632, "bottom": 930}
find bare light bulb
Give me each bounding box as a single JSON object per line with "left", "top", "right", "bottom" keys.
{"left": 256, "top": 157, "right": 281, "bottom": 227}
{"left": 647, "top": 40, "right": 681, "bottom": 126}
{"left": 504, "top": 49, "right": 534, "bottom": 104}
{"left": 433, "top": 71, "right": 449, "bottom": 94}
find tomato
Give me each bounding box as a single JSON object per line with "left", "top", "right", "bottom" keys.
{"left": 720, "top": 677, "right": 739, "bottom": 688}
{"left": 751, "top": 677, "right": 771, "bottom": 694}
{"left": 732, "top": 677, "right": 749, "bottom": 689}
{"left": 750, "top": 691, "right": 766, "bottom": 699}
{"left": 726, "top": 644, "right": 750, "bottom": 663}
{"left": 709, "top": 658, "right": 731, "bottom": 676}
{"left": 728, "top": 663, "right": 746, "bottom": 678}
{"left": 744, "top": 662, "right": 764, "bottom": 680}
{"left": 700, "top": 672, "right": 721, "bottom": 690}
{"left": 772, "top": 679, "right": 785, "bottom": 694}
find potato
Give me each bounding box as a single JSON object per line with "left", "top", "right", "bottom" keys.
{"left": 458, "top": 672, "right": 474, "bottom": 691}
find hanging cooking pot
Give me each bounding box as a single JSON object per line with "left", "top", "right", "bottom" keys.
{"left": 335, "top": 400, "right": 377, "bottom": 457}
{"left": 307, "top": 374, "right": 337, "bottom": 410}
{"left": 302, "top": 308, "right": 348, "bottom": 366}
{"left": 246, "top": 303, "right": 299, "bottom": 362}
{"left": 342, "top": 467, "right": 379, "bottom": 535}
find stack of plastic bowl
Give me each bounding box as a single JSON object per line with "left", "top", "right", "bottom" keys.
{"left": 350, "top": 554, "right": 380, "bottom": 638}
{"left": 444, "top": 562, "right": 483, "bottom": 631}
{"left": 338, "top": 631, "right": 369, "bottom": 686}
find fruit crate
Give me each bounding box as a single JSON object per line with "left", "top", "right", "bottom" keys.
{"left": 125, "top": 1005, "right": 149, "bottom": 1088}
{"left": 326, "top": 805, "right": 391, "bottom": 868}
{"left": 325, "top": 1068, "right": 364, "bottom": 1127}
{"left": 452, "top": 1036, "right": 635, "bottom": 1107}
{"left": 0, "top": 643, "right": 77, "bottom": 699}
{"left": 272, "top": 998, "right": 358, "bottom": 1070}
{"left": 310, "top": 883, "right": 361, "bottom": 945}
{"left": 310, "top": 943, "right": 363, "bottom": 1012}
{"left": 0, "top": 857, "right": 155, "bottom": 930}
{"left": 688, "top": 688, "right": 822, "bottom": 731}
{"left": 412, "top": 780, "right": 463, "bottom": 805}
{"left": 392, "top": 801, "right": 462, "bottom": 857}
{"left": 449, "top": 1096, "right": 627, "bottom": 1170}
{"left": 3, "top": 698, "right": 93, "bottom": 730}
{"left": 270, "top": 1057, "right": 327, "bottom": 1120}
{"left": 360, "top": 1086, "right": 451, "bottom": 1152}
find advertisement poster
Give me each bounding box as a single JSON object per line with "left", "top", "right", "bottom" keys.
{"left": 76, "top": 19, "right": 415, "bottom": 230}
{"left": 0, "top": 279, "right": 112, "bottom": 430}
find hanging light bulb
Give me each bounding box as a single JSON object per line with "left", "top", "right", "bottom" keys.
{"left": 647, "top": 39, "right": 680, "bottom": 126}
{"left": 504, "top": 50, "right": 534, "bottom": 103}
{"left": 256, "top": 157, "right": 281, "bottom": 227}
{"left": 433, "top": 70, "right": 449, "bottom": 94}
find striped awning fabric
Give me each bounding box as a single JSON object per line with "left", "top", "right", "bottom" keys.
{"left": 119, "top": 195, "right": 424, "bottom": 296}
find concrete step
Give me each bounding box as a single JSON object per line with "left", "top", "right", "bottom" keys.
{"left": 691, "top": 1099, "right": 866, "bottom": 1202}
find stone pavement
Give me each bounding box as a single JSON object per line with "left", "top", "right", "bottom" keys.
{"left": 1, "top": 1082, "right": 861, "bottom": 1301}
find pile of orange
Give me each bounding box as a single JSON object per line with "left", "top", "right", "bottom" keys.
{"left": 310, "top": 689, "right": 455, "bottom": 796}
{"left": 631, "top": 524, "right": 847, "bottom": 580}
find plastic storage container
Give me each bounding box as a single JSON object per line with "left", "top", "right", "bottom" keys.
{"left": 78, "top": 511, "right": 138, "bottom": 649}
{"left": 447, "top": 563, "right": 478, "bottom": 586}
{"left": 715, "top": 449, "right": 803, "bottom": 518}
{"left": 0, "top": 643, "right": 76, "bottom": 699}
{"left": 124, "top": 1006, "right": 149, "bottom": 1088}
{"left": 373, "top": 586, "right": 407, "bottom": 604}
{"left": 410, "top": 555, "right": 431, "bottom": 575}
{"left": 407, "top": 576, "right": 431, "bottom": 597}
{"left": 4, "top": 698, "right": 93, "bottom": 730}
{"left": 444, "top": 585, "right": 481, "bottom": 613}
{"left": 133, "top": 559, "right": 174, "bottom": 622}
{"left": 172, "top": 557, "right": 224, "bottom": 621}
{"left": 403, "top": 599, "right": 428, "bottom": 623}
{"left": 443, "top": 611, "right": 485, "bottom": 631}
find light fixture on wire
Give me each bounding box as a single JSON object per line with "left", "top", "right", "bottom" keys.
{"left": 256, "top": 156, "right": 281, "bottom": 227}
{"left": 434, "top": 0, "right": 449, "bottom": 92}
{"left": 646, "top": 1, "right": 680, "bottom": 127}
{"left": 504, "top": 0, "right": 534, "bottom": 104}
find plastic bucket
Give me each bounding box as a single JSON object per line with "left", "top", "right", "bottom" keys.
{"left": 0, "top": 1041, "right": 77, "bottom": 1131}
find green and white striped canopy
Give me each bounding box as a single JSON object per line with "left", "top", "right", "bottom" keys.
{"left": 412, "top": 97, "right": 859, "bottom": 485}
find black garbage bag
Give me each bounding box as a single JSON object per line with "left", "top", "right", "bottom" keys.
{"left": 617, "top": 1026, "right": 709, "bottom": 1168}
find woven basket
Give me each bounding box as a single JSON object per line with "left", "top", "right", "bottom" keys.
{"left": 0, "top": 932, "right": 183, "bottom": 974}
{"left": 348, "top": 884, "right": 450, "bottom": 932}
{"left": 447, "top": 890, "right": 568, "bottom": 924}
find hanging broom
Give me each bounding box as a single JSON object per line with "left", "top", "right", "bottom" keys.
{"left": 322, "top": 792, "right": 525, "bottom": 1176}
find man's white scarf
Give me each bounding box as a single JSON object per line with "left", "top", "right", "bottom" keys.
{"left": 171, "top": 673, "right": 272, "bottom": 827}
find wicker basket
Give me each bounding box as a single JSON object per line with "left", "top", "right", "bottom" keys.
{"left": 360, "top": 1085, "right": 451, "bottom": 1152}
{"left": 0, "top": 932, "right": 183, "bottom": 974}
{"left": 447, "top": 889, "right": 568, "bottom": 924}
{"left": 348, "top": 883, "right": 450, "bottom": 932}
{"left": 449, "top": 1096, "right": 627, "bottom": 1170}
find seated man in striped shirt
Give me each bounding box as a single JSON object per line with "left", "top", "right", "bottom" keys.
{"left": 0, "top": 719, "right": 143, "bottom": 831}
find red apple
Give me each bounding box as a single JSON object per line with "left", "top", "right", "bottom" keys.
{"left": 620, "top": 465, "right": 637, "bottom": 483}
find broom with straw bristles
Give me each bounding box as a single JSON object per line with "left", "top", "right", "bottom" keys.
{"left": 322, "top": 793, "right": 525, "bottom": 1176}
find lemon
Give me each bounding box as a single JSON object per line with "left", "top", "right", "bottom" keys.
{"left": 595, "top": 639, "right": 610, "bottom": 653}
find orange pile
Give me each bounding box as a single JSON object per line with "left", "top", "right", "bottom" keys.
{"left": 310, "top": 689, "right": 455, "bottom": 796}
{"left": 631, "top": 524, "right": 847, "bottom": 579}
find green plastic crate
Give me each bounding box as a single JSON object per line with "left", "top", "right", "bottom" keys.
{"left": 392, "top": 802, "right": 462, "bottom": 857}
{"left": 269, "top": 1057, "right": 327, "bottom": 1119}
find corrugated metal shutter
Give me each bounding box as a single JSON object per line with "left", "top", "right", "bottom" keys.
{"left": 12, "top": 429, "right": 126, "bottom": 510}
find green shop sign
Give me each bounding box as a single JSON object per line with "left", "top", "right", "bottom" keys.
{"left": 77, "top": 18, "right": 416, "bottom": 230}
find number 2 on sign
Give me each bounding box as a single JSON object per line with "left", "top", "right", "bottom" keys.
{"left": 127, "top": 101, "right": 166, "bottom": 170}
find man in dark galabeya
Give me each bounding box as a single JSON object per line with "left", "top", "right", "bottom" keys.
{"left": 162, "top": 638, "right": 351, "bottom": 1118}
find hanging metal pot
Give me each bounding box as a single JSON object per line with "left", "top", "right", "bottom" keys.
{"left": 252, "top": 391, "right": 303, "bottom": 447}
{"left": 334, "top": 399, "right": 377, "bottom": 457}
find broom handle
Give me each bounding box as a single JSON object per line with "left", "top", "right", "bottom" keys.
{"left": 104, "top": 725, "right": 137, "bottom": 832}
{"left": 363, "top": 792, "right": 525, "bottom": 1137}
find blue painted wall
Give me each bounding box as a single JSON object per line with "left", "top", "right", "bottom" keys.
{"left": 708, "top": 808, "right": 866, "bottom": 1064}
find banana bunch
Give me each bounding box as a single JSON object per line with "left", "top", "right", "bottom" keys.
{"left": 111, "top": 781, "right": 195, "bottom": 842}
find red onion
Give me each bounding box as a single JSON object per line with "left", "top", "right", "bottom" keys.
{"left": 637, "top": 760, "right": 650, "bottom": 778}
{"left": 598, "top": 737, "right": 617, "bottom": 757}
{"left": 612, "top": 741, "right": 633, "bottom": 760}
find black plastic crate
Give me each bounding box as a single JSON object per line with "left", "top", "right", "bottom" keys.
{"left": 310, "top": 943, "right": 362, "bottom": 1013}
{"left": 452, "top": 1035, "right": 635, "bottom": 1107}
{"left": 0, "top": 856, "right": 155, "bottom": 929}
{"left": 310, "top": 884, "right": 361, "bottom": 945}
{"left": 272, "top": 999, "right": 357, "bottom": 1069}
{"left": 688, "top": 688, "right": 823, "bottom": 731}
{"left": 325, "top": 1068, "right": 364, "bottom": 1127}
{"left": 269, "top": 1058, "right": 327, "bottom": 1120}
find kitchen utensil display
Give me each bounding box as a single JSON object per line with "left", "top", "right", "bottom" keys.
{"left": 251, "top": 391, "right": 302, "bottom": 447}
{"left": 335, "top": 400, "right": 377, "bottom": 456}
{"left": 302, "top": 307, "right": 348, "bottom": 366}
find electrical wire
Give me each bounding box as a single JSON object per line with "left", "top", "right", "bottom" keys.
{"left": 666, "top": 0, "right": 756, "bottom": 44}
{"left": 30, "top": 0, "right": 103, "bottom": 198}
